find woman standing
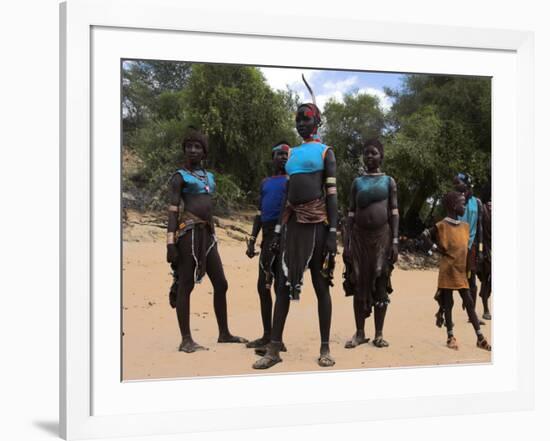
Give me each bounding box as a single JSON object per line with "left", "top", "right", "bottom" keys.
{"left": 343, "top": 139, "right": 399, "bottom": 349}
{"left": 166, "top": 127, "right": 247, "bottom": 352}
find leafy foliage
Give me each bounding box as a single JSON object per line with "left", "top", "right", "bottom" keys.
{"left": 122, "top": 60, "right": 191, "bottom": 133}
{"left": 123, "top": 62, "right": 298, "bottom": 212}
{"left": 122, "top": 62, "right": 491, "bottom": 230}
{"left": 384, "top": 75, "right": 491, "bottom": 233}
{"left": 183, "top": 64, "right": 299, "bottom": 193}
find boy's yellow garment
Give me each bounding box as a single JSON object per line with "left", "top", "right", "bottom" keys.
{"left": 436, "top": 219, "right": 470, "bottom": 289}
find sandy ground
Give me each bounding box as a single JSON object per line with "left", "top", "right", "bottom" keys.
{"left": 122, "top": 212, "right": 491, "bottom": 380}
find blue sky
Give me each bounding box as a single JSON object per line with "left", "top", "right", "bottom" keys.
{"left": 259, "top": 67, "right": 405, "bottom": 112}
{"left": 122, "top": 60, "right": 405, "bottom": 113}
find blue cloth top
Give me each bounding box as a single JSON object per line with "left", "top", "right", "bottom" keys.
{"left": 176, "top": 168, "right": 215, "bottom": 195}
{"left": 353, "top": 174, "right": 391, "bottom": 209}
{"left": 285, "top": 141, "right": 330, "bottom": 176}
{"left": 458, "top": 195, "right": 478, "bottom": 249}
{"left": 259, "top": 175, "right": 287, "bottom": 222}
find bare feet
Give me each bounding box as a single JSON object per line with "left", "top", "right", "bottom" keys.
{"left": 446, "top": 336, "right": 459, "bottom": 350}
{"left": 345, "top": 331, "right": 370, "bottom": 349}
{"left": 218, "top": 333, "right": 248, "bottom": 344}
{"left": 178, "top": 338, "right": 208, "bottom": 353}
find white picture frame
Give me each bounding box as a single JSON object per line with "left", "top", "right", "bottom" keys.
{"left": 60, "top": 0, "right": 534, "bottom": 439}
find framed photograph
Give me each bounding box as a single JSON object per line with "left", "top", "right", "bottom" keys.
{"left": 60, "top": 0, "right": 534, "bottom": 439}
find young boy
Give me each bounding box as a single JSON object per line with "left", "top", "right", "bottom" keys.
{"left": 422, "top": 191, "right": 491, "bottom": 351}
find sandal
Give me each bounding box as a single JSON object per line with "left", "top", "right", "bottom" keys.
{"left": 476, "top": 338, "right": 492, "bottom": 351}
{"left": 217, "top": 334, "right": 248, "bottom": 344}
{"left": 318, "top": 353, "right": 335, "bottom": 367}
{"left": 252, "top": 353, "right": 282, "bottom": 369}
{"left": 246, "top": 337, "right": 270, "bottom": 349}
{"left": 344, "top": 333, "right": 370, "bottom": 349}
{"left": 254, "top": 342, "right": 287, "bottom": 356}
{"left": 372, "top": 337, "right": 389, "bottom": 348}
{"left": 446, "top": 336, "right": 459, "bottom": 350}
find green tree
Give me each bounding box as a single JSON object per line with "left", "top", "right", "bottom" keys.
{"left": 125, "top": 63, "right": 299, "bottom": 212}
{"left": 183, "top": 64, "right": 298, "bottom": 194}
{"left": 385, "top": 74, "right": 491, "bottom": 233}
{"left": 122, "top": 60, "right": 191, "bottom": 133}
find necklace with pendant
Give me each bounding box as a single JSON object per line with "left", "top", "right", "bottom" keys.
{"left": 184, "top": 167, "right": 210, "bottom": 193}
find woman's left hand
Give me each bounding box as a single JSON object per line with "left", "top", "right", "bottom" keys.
{"left": 325, "top": 231, "right": 337, "bottom": 255}
{"left": 391, "top": 244, "right": 399, "bottom": 263}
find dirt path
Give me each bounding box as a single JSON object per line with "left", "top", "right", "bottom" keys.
{"left": 122, "top": 212, "right": 491, "bottom": 380}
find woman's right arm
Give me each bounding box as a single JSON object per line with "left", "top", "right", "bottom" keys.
{"left": 343, "top": 179, "right": 357, "bottom": 258}
{"left": 166, "top": 173, "right": 184, "bottom": 263}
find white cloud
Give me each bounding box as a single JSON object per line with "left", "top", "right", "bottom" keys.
{"left": 259, "top": 67, "right": 316, "bottom": 91}
{"left": 259, "top": 68, "right": 392, "bottom": 114}
{"left": 316, "top": 91, "right": 344, "bottom": 112}
{"left": 322, "top": 76, "right": 358, "bottom": 92}
{"left": 357, "top": 87, "right": 393, "bottom": 112}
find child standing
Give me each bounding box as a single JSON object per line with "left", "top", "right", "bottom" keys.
{"left": 422, "top": 191, "right": 491, "bottom": 351}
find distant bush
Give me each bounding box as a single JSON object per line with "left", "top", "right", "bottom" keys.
{"left": 212, "top": 174, "right": 247, "bottom": 215}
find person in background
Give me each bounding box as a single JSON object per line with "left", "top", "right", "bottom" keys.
{"left": 245, "top": 142, "right": 289, "bottom": 353}
{"left": 477, "top": 182, "right": 492, "bottom": 320}
{"left": 453, "top": 172, "right": 485, "bottom": 324}
{"left": 421, "top": 191, "right": 491, "bottom": 352}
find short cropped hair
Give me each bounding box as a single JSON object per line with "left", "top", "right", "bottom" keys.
{"left": 182, "top": 126, "right": 208, "bottom": 158}
{"left": 442, "top": 191, "right": 464, "bottom": 212}
{"left": 364, "top": 138, "right": 384, "bottom": 158}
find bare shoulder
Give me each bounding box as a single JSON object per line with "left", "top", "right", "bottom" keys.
{"left": 324, "top": 146, "right": 336, "bottom": 160}
{"left": 170, "top": 171, "right": 184, "bottom": 188}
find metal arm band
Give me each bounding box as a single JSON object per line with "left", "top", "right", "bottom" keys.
{"left": 167, "top": 232, "right": 175, "bottom": 245}
{"left": 329, "top": 227, "right": 337, "bottom": 233}
{"left": 392, "top": 238, "right": 399, "bottom": 244}
{"left": 168, "top": 205, "right": 179, "bottom": 212}
{"left": 391, "top": 208, "right": 399, "bottom": 215}
{"left": 274, "top": 225, "right": 281, "bottom": 234}
{"left": 256, "top": 210, "right": 262, "bottom": 216}
{"left": 348, "top": 212, "right": 355, "bottom": 217}
{"left": 325, "top": 177, "right": 337, "bottom": 184}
